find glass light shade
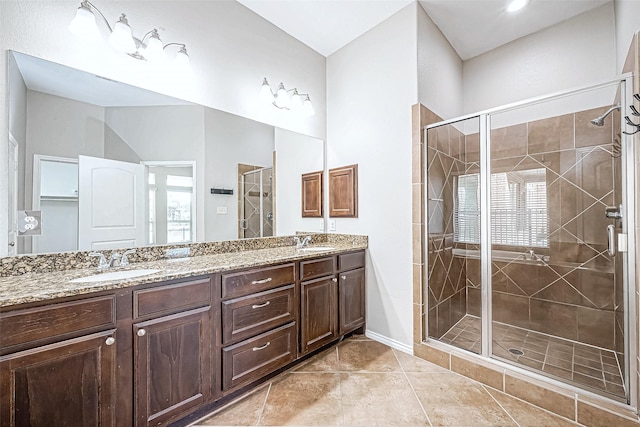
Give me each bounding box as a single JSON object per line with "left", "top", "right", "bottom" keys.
{"left": 108, "top": 14, "right": 136, "bottom": 53}
{"left": 303, "top": 96, "right": 315, "bottom": 116}
{"left": 174, "top": 46, "right": 191, "bottom": 73}
{"left": 290, "top": 90, "right": 303, "bottom": 110}
{"left": 144, "top": 31, "right": 165, "bottom": 63}
{"left": 275, "top": 83, "right": 290, "bottom": 108}
{"left": 69, "top": 3, "right": 101, "bottom": 41}
{"left": 260, "top": 78, "right": 274, "bottom": 103}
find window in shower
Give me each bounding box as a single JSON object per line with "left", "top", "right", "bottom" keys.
{"left": 454, "top": 168, "right": 548, "bottom": 248}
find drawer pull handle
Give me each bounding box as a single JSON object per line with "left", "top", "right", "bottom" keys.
{"left": 252, "top": 342, "right": 271, "bottom": 351}
{"left": 137, "top": 329, "right": 146, "bottom": 337}
{"left": 252, "top": 301, "right": 271, "bottom": 309}
{"left": 332, "top": 278, "right": 337, "bottom": 282}
{"left": 105, "top": 337, "right": 115, "bottom": 346}
{"left": 251, "top": 277, "right": 273, "bottom": 285}
{"left": 341, "top": 275, "right": 347, "bottom": 280}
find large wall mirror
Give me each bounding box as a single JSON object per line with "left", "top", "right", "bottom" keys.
{"left": 7, "top": 51, "right": 325, "bottom": 255}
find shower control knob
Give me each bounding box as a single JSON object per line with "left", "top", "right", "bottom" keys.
{"left": 605, "top": 205, "right": 623, "bottom": 219}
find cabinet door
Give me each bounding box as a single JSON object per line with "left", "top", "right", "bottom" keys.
{"left": 134, "top": 306, "right": 212, "bottom": 427}
{"left": 300, "top": 276, "right": 337, "bottom": 354}
{"left": 0, "top": 330, "right": 116, "bottom": 427}
{"left": 339, "top": 268, "right": 366, "bottom": 335}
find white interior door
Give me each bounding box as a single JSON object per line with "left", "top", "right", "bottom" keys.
{"left": 78, "top": 155, "right": 146, "bottom": 251}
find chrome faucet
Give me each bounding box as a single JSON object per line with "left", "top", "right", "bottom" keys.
{"left": 120, "top": 249, "right": 136, "bottom": 267}
{"left": 294, "top": 235, "right": 312, "bottom": 249}
{"left": 89, "top": 251, "right": 121, "bottom": 270}
{"left": 524, "top": 249, "right": 549, "bottom": 263}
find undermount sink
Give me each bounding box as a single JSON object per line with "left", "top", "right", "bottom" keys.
{"left": 298, "top": 246, "right": 335, "bottom": 252}
{"left": 70, "top": 269, "right": 162, "bottom": 283}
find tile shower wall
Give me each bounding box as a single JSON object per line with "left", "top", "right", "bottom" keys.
{"left": 461, "top": 105, "right": 622, "bottom": 352}
{"left": 426, "top": 123, "right": 480, "bottom": 339}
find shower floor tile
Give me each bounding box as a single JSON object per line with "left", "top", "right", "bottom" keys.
{"left": 439, "top": 314, "right": 626, "bottom": 400}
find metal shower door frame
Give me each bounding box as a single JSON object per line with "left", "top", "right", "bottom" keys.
{"left": 423, "top": 74, "right": 637, "bottom": 407}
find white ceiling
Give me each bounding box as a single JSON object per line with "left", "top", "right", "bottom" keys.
{"left": 238, "top": 0, "right": 611, "bottom": 59}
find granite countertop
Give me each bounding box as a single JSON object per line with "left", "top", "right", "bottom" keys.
{"left": 0, "top": 243, "right": 367, "bottom": 308}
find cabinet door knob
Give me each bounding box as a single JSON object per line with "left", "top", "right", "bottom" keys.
{"left": 252, "top": 342, "right": 271, "bottom": 351}
{"left": 137, "top": 329, "right": 146, "bottom": 337}
{"left": 332, "top": 278, "right": 337, "bottom": 282}
{"left": 341, "top": 275, "right": 347, "bottom": 280}
{"left": 105, "top": 337, "right": 115, "bottom": 346}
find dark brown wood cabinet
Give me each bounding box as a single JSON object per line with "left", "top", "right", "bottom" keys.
{"left": 329, "top": 164, "right": 358, "bottom": 217}
{"left": 339, "top": 268, "right": 366, "bottom": 335}
{"left": 301, "top": 171, "right": 323, "bottom": 217}
{"left": 134, "top": 306, "right": 212, "bottom": 427}
{"left": 300, "top": 276, "right": 338, "bottom": 354}
{"left": 0, "top": 329, "right": 117, "bottom": 427}
{"left": 0, "top": 249, "right": 365, "bottom": 427}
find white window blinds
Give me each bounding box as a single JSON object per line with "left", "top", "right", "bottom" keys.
{"left": 454, "top": 168, "right": 548, "bottom": 248}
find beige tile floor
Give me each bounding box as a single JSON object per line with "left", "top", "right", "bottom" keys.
{"left": 440, "top": 315, "right": 626, "bottom": 399}
{"left": 191, "top": 335, "right": 579, "bottom": 426}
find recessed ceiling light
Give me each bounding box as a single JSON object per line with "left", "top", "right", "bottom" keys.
{"left": 507, "top": 0, "right": 530, "bottom": 13}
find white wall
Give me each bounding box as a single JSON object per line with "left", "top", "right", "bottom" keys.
{"left": 327, "top": 3, "right": 418, "bottom": 348}
{"left": 105, "top": 105, "right": 206, "bottom": 242}
{"left": 463, "top": 3, "right": 617, "bottom": 114}
{"left": 0, "top": 0, "right": 326, "bottom": 256}
{"left": 417, "top": 4, "right": 463, "bottom": 120}
{"left": 614, "top": 0, "right": 640, "bottom": 73}
{"left": 204, "top": 108, "right": 274, "bottom": 242}
{"left": 274, "top": 128, "right": 324, "bottom": 236}
{"left": 25, "top": 91, "right": 105, "bottom": 212}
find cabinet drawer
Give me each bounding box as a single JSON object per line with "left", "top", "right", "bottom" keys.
{"left": 222, "top": 264, "right": 294, "bottom": 299}
{"left": 134, "top": 276, "right": 212, "bottom": 319}
{"left": 300, "top": 257, "right": 336, "bottom": 281}
{"left": 222, "top": 285, "right": 295, "bottom": 345}
{"left": 0, "top": 295, "right": 115, "bottom": 351}
{"left": 338, "top": 251, "right": 365, "bottom": 271}
{"left": 222, "top": 322, "right": 296, "bottom": 391}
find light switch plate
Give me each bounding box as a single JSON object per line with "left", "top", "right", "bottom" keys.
{"left": 216, "top": 206, "right": 228, "bottom": 215}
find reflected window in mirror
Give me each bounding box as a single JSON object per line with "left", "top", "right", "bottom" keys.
{"left": 454, "top": 168, "right": 549, "bottom": 248}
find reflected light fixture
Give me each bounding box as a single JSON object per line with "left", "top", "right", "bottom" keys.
{"left": 69, "top": 1, "right": 191, "bottom": 71}
{"left": 260, "top": 78, "right": 314, "bottom": 116}
{"left": 506, "top": 0, "right": 530, "bottom": 13}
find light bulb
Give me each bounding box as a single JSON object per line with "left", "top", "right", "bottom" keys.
{"left": 174, "top": 45, "right": 191, "bottom": 73}
{"left": 303, "top": 95, "right": 315, "bottom": 116}
{"left": 108, "top": 14, "right": 136, "bottom": 53}
{"left": 144, "top": 29, "right": 165, "bottom": 63}
{"left": 275, "top": 82, "right": 290, "bottom": 109}
{"left": 506, "top": 0, "right": 529, "bottom": 13}
{"left": 291, "top": 89, "right": 303, "bottom": 110}
{"left": 260, "top": 78, "right": 274, "bottom": 103}
{"left": 69, "top": 2, "right": 101, "bottom": 41}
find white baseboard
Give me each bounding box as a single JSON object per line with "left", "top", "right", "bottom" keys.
{"left": 365, "top": 330, "right": 413, "bottom": 354}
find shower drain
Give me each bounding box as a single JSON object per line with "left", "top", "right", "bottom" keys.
{"left": 508, "top": 348, "right": 524, "bottom": 356}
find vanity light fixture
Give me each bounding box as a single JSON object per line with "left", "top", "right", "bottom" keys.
{"left": 260, "top": 78, "right": 315, "bottom": 116}
{"left": 506, "top": 0, "right": 530, "bottom": 13}
{"left": 69, "top": 1, "right": 191, "bottom": 71}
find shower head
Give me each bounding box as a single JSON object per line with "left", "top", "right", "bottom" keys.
{"left": 590, "top": 105, "right": 620, "bottom": 126}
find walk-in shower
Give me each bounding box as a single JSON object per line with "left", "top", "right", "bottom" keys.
{"left": 239, "top": 166, "right": 273, "bottom": 239}
{"left": 424, "top": 77, "right": 636, "bottom": 403}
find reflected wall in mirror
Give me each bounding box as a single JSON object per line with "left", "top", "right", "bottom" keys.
{"left": 7, "top": 51, "right": 325, "bottom": 255}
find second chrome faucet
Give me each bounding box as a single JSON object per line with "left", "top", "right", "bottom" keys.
{"left": 89, "top": 249, "right": 136, "bottom": 270}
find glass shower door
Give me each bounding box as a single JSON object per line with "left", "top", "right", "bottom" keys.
{"left": 425, "top": 116, "right": 482, "bottom": 354}
{"left": 488, "top": 81, "right": 629, "bottom": 401}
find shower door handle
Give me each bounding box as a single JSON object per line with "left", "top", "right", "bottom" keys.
{"left": 240, "top": 219, "right": 248, "bottom": 230}
{"left": 607, "top": 224, "right": 616, "bottom": 256}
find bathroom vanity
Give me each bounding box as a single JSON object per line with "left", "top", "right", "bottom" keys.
{"left": 0, "top": 239, "right": 366, "bottom": 427}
